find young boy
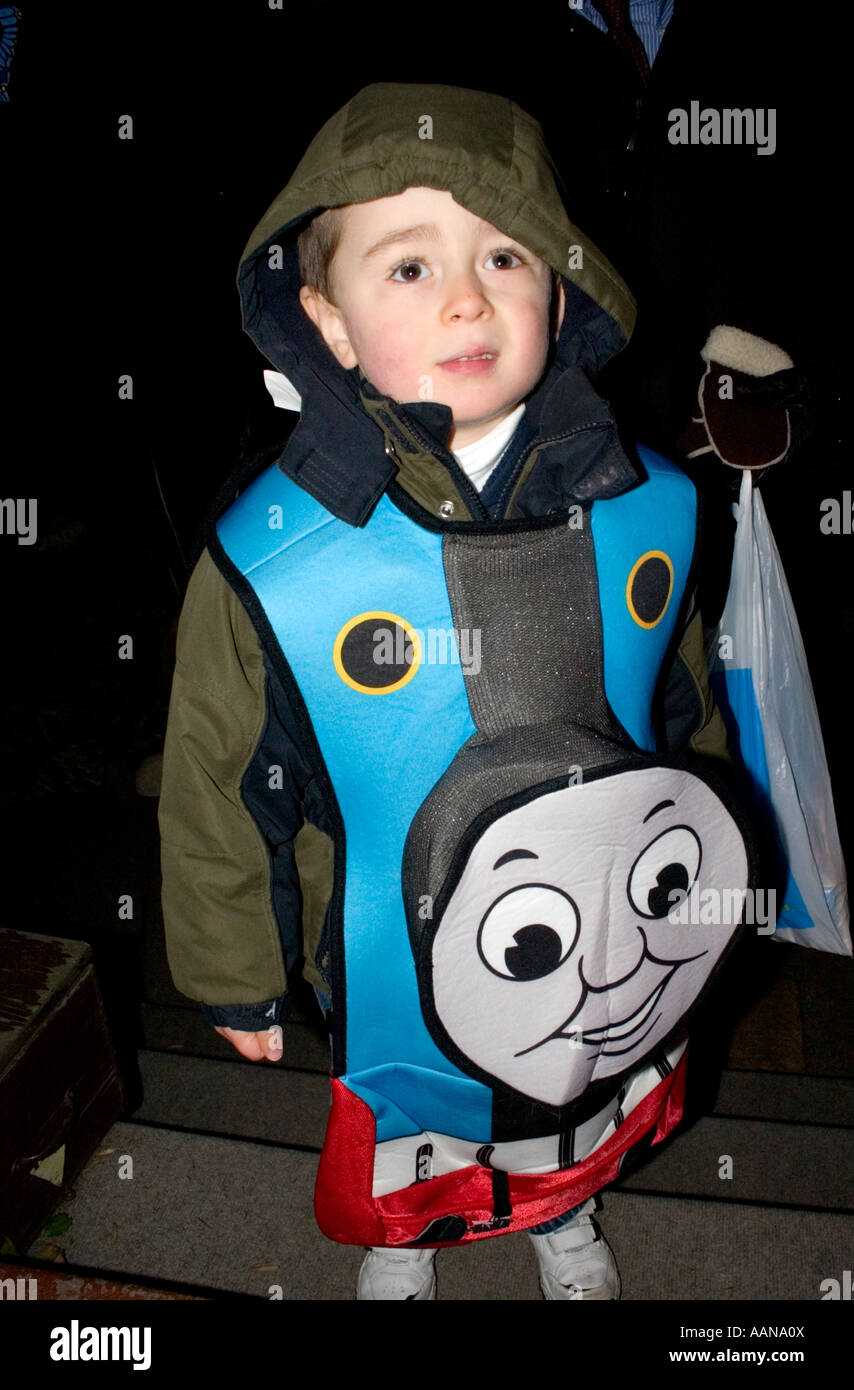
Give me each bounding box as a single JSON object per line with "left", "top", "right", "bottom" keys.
{"left": 159, "top": 82, "right": 754, "bottom": 1300}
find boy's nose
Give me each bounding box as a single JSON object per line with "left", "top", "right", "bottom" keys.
{"left": 442, "top": 273, "right": 492, "bottom": 317}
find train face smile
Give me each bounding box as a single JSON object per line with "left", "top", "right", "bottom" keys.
{"left": 516, "top": 934, "right": 708, "bottom": 1060}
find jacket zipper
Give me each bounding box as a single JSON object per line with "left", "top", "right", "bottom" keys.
{"left": 388, "top": 409, "right": 491, "bottom": 521}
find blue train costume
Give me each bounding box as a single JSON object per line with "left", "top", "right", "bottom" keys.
{"left": 159, "top": 83, "right": 756, "bottom": 1247}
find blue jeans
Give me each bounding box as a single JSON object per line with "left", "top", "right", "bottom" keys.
{"left": 311, "top": 987, "right": 590, "bottom": 1235}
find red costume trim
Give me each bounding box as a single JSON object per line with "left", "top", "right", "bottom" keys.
{"left": 314, "top": 1053, "right": 688, "bottom": 1246}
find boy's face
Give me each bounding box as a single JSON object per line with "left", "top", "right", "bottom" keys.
{"left": 299, "top": 187, "right": 565, "bottom": 451}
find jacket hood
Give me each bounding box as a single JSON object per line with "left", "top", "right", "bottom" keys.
{"left": 236, "top": 82, "right": 640, "bottom": 525}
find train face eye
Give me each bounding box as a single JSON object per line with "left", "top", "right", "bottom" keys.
{"left": 477, "top": 885, "right": 580, "bottom": 981}
{"left": 627, "top": 826, "right": 701, "bottom": 920}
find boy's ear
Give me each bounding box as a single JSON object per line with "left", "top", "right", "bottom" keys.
{"left": 298, "top": 285, "right": 358, "bottom": 368}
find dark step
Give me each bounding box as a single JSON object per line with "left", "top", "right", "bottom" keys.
{"left": 133, "top": 1050, "right": 329, "bottom": 1150}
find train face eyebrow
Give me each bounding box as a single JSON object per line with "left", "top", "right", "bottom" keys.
{"left": 643, "top": 799, "right": 676, "bottom": 824}
{"left": 493, "top": 849, "right": 539, "bottom": 870}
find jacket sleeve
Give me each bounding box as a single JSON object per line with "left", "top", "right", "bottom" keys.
{"left": 659, "top": 592, "right": 731, "bottom": 761}
{"left": 158, "top": 546, "right": 315, "bottom": 1023}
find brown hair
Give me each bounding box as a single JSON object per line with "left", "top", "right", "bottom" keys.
{"left": 297, "top": 206, "right": 347, "bottom": 305}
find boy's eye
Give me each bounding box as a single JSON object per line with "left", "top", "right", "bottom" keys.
{"left": 390, "top": 260, "right": 430, "bottom": 283}
{"left": 484, "top": 249, "right": 523, "bottom": 270}
{"left": 387, "top": 248, "right": 526, "bottom": 282}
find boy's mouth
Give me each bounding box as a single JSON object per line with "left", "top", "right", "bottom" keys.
{"left": 439, "top": 346, "right": 500, "bottom": 375}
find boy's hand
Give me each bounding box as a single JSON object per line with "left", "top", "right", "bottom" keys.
{"left": 213, "top": 1024, "right": 283, "bottom": 1062}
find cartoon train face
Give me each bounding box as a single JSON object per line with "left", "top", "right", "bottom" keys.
{"left": 427, "top": 765, "right": 750, "bottom": 1108}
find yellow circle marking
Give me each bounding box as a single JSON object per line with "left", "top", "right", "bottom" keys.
{"left": 626, "top": 550, "right": 674, "bottom": 629}
{"left": 333, "top": 610, "right": 422, "bottom": 695}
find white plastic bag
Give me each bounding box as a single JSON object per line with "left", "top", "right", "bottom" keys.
{"left": 709, "top": 471, "right": 851, "bottom": 953}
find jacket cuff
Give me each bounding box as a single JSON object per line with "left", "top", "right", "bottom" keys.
{"left": 201, "top": 995, "right": 289, "bottom": 1030}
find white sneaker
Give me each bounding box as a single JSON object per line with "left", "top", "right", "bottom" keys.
{"left": 356, "top": 1246, "right": 437, "bottom": 1300}
{"left": 528, "top": 1198, "right": 621, "bottom": 1300}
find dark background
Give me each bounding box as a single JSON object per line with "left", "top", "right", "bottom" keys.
{"left": 1, "top": 0, "right": 850, "bottom": 1044}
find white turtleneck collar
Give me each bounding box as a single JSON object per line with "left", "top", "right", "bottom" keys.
{"left": 450, "top": 403, "right": 526, "bottom": 490}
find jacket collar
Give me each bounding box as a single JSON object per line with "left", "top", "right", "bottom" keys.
{"left": 274, "top": 356, "right": 644, "bottom": 527}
